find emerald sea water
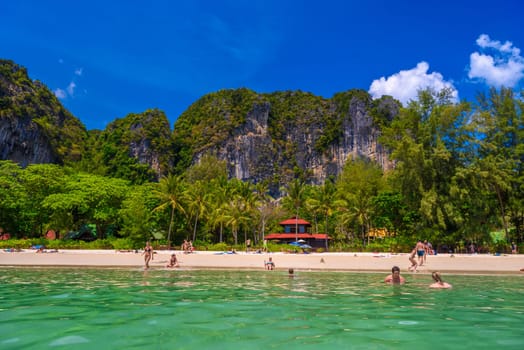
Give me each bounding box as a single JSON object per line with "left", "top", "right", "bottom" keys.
{"left": 1, "top": 268, "right": 523, "bottom": 349}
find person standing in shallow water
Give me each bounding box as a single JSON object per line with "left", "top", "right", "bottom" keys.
{"left": 143, "top": 241, "right": 154, "bottom": 269}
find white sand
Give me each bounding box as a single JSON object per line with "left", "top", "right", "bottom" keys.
{"left": 1, "top": 249, "right": 524, "bottom": 274}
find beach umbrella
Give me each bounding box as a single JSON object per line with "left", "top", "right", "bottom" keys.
{"left": 288, "top": 241, "right": 302, "bottom": 246}
{"left": 297, "top": 239, "right": 307, "bottom": 243}
{"left": 299, "top": 244, "right": 312, "bottom": 249}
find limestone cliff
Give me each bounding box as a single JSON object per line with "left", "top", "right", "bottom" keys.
{"left": 174, "top": 89, "right": 398, "bottom": 189}
{"left": 76, "top": 108, "right": 175, "bottom": 183}
{"left": 0, "top": 59, "right": 87, "bottom": 166}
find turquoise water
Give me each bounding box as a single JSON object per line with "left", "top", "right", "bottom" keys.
{"left": 1, "top": 268, "right": 523, "bottom": 349}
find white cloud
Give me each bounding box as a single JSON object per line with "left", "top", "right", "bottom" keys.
{"left": 54, "top": 81, "right": 77, "bottom": 100}
{"left": 54, "top": 66, "right": 84, "bottom": 99}
{"left": 54, "top": 88, "right": 67, "bottom": 99}
{"left": 468, "top": 34, "right": 524, "bottom": 87}
{"left": 66, "top": 82, "right": 76, "bottom": 96}
{"left": 368, "top": 62, "right": 458, "bottom": 105}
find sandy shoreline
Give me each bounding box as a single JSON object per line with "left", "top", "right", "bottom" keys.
{"left": 1, "top": 249, "right": 524, "bottom": 275}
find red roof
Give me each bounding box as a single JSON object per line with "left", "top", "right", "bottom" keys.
{"left": 279, "top": 218, "right": 311, "bottom": 226}
{"left": 265, "top": 233, "right": 330, "bottom": 240}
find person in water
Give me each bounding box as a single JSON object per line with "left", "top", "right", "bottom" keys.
{"left": 429, "top": 271, "right": 452, "bottom": 289}
{"left": 384, "top": 266, "right": 405, "bottom": 284}
{"left": 142, "top": 241, "right": 154, "bottom": 269}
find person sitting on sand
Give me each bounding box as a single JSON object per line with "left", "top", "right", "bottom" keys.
{"left": 265, "top": 257, "right": 275, "bottom": 270}
{"left": 429, "top": 272, "right": 452, "bottom": 289}
{"left": 384, "top": 266, "right": 405, "bottom": 284}
{"left": 166, "top": 253, "right": 179, "bottom": 268}
{"left": 408, "top": 248, "right": 418, "bottom": 272}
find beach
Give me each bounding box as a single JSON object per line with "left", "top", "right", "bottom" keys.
{"left": 1, "top": 249, "right": 524, "bottom": 274}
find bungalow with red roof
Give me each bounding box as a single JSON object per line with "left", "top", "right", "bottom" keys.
{"left": 265, "top": 217, "right": 330, "bottom": 249}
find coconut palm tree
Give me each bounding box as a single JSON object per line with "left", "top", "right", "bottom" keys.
{"left": 185, "top": 180, "right": 210, "bottom": 242}
{"left": 282, "top": 179, "right": 305, "bottom": 242}
{"left": 306, "top": 179, "right": 336, "bottom": 250}
{"left": 153, "top": 174, "right": 186, "bottom": 248}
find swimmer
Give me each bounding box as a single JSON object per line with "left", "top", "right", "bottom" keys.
{"left": 429, "top": 272, "right": 452, "bottom": 289}
{"left": 384, "top": 266, "right": 405, "bottom": 284}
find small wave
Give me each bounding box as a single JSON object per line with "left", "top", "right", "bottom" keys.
{"left": 398, "top": 320, "right": 418, "bottom": 325}
{"left": 49, "top": 335, "right": 89, "bottom": 346}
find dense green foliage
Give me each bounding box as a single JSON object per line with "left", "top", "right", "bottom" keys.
{"left": 1, "top": 87, "right": 522, "bottom": 254}
{"left": 74, "top": 108, "right": 175, "bottom": 184}
{"left": 1, "top": 59, "right": 522, "bottom": 252}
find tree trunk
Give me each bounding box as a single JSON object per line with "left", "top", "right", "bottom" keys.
{"left": 192, "top": 213, "right": 199, "bottom": 242}
{"left": 167, "top": 206, "right": 175, "bottom": 249}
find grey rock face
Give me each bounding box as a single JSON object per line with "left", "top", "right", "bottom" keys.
{"left": 0, "top": 115, "right": 59, "bottom": 166}
{"left": 194, "top": 96, "right": 395, "bottom": 187}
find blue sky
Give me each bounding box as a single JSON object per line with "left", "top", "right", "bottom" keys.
{"left": 1, "top": 0, "right": 523, "bottom": 130}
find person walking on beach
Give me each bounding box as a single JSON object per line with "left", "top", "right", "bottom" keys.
{"left": 416, "top": 240, "right": 425, "bottom": 266}
{"left": 429, "top": 271, "right": 452, "bottom": 289}
{"left": 408, "top": 248, "right": 418, "bottom": 272}
{"left": 384, "top": 266, "right": 405, "bottom": 284}
{"left": 511, "top": 242, "right": 517, "bottom": 254}
{"left": 143, "top": 241, "right": 154, "bottom": 269}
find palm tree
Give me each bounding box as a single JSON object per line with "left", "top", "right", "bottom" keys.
{"left": 224, "top": 197, "right": 251, "bottom": 245}
{"left": 153, "top": 174, "right": 186, "bottom": 248}
{"left": 185, "top": 180, "right": 210, "bottom": 242}
{"left": 306, "top": 180, "right": 336, "bottom": 250}
{"left": 254, "top": 182, "right": 274, "bottom": 243}
{"left": 282, "top": 179, "right": 305, "bottom": 242}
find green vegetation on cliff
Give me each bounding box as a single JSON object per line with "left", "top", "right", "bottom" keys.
{"left": 0, "top": 59, "right": 87, "bottom": 163}
{"left": 76, "top": 108, "right": 175, "bottom": 184}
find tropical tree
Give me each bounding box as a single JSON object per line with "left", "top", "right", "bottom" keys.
{"left": 224, "top": 196, "right": 252, "bottom": 245}
{"left": 380, "top": 88, "right": 471, "bottom": 238}
{"left": 41, "top": 173, "right": 129, "bottom": 238}
{"left": 153, "top": 174, "right": 187, "bottom": 248}
{"left": 281, "top": 178, "right": 306, "bottom": 241}
{"left": 185, "top": 180, "right": 211, "bottom": 242}
{"left": 306, "top": 178, "right": 336, "bottom": 249}
{"left": 467, "top": 87, "right": 523, "bottom": 241}
{"left": 119, "top": 183, "right": 160, "bottom": 246}
{"left": 0, "top": 161, "right": 30, "bottom": 236}
{"left": 254, "top": 181, "right": 274, "bottom": 243}
{"left": 336, "top": 157, "right": 385, "bottom": 245}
